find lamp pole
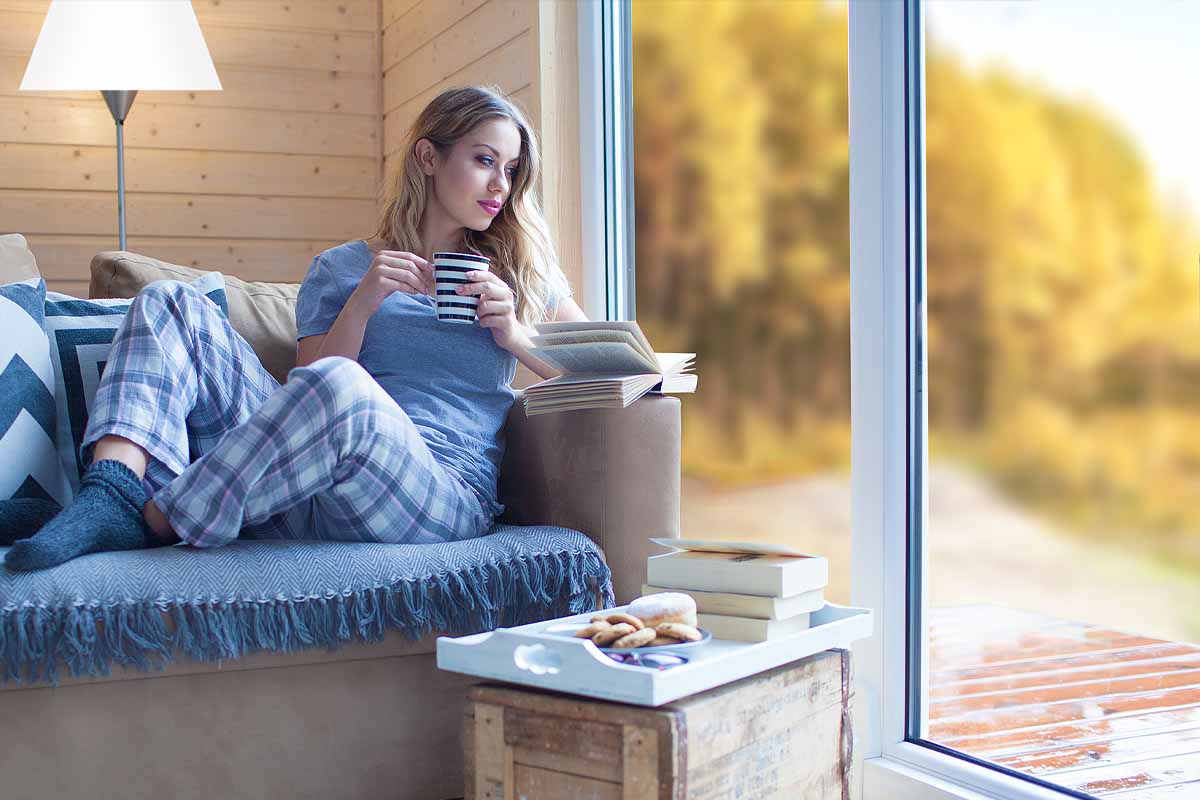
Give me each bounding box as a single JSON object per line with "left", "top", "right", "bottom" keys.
{"left": 21, "top": 2, "right": 220, "bottom": 253}
{"left": 102, "top": 90, "right": 137, "bottom": 251}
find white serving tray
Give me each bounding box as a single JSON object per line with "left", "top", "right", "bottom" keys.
{"left": 436, "top": 602, "right": 873, "bottom": 707}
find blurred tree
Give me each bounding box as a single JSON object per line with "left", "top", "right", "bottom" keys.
{"left": 632, "top": 0, "right": 848, "bottom": 449}
{"left": 631, "top": 0, "right": 1200, "bottom": 549}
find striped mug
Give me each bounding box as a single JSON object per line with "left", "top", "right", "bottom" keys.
{"left": 433, "top": 251, "right": 490, "bottom": 324}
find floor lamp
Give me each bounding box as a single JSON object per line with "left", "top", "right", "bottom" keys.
{"left": 19, "top": 0, "right": 221, "bottom": 250}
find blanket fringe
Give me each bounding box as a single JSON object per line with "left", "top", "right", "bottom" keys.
{"left": 1, "top": 548, "right": 613, "bottom": 686}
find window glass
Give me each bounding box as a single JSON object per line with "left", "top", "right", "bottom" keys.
{"left": 923, "top": 2, "right": 1200, "bottom": 795}
{"left": 631, "top": 0, "right": 852, "bottom": 602}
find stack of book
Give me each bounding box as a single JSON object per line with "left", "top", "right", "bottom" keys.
{"left": 523, "top": 320, "right": 696, "bottom": 415}
{"left": 643, "top": 539, "right": 828, "bottom": 643}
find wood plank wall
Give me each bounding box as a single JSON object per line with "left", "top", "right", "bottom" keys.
{"left": 381, "top": 0, "right": 582, "bottom": 388}
{"left": 0, "top": 0, "right": 383, "bottom": 297}
{"left": 381, "top": 0, "right": 533, "bottom": 175}
{"left": 1, "top": 0, "right": 584, "bottom": 315}
{"left": 529, "top": 0, "right": 582, "bottom": 313}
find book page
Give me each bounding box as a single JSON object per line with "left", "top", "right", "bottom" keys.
{"left": 531, "top": 330, "right": 645, "bottom": 353}
{"left": 526, "top": 373, "right": 649, "bottom": 388}
{"left": 656, "top": 373, "right": 698, "bottom": 393}
{"left": 654, "top": 353, "right": 696, "bottom": 375}
{"left": 529, "top": 374, "right": 623, "bottom": 387}
{"left": 534, "top": 320, "right": 656, "bottom": 364}
{"left": 649, "top": 537, "right": 816, "bottom": 558}
{"left": 532, "top": 342, "right": 659, "bottom": 375}
{"left": 527, "top": 376, "right": 656, "bottom": 396}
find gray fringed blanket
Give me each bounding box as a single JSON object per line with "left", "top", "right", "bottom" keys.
{"left": 0, "top": 524, "right": 613, "bottom": 685}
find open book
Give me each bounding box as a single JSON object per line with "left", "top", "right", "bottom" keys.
{"left": 522, "top": 321, "right": 697, "bottom": 415}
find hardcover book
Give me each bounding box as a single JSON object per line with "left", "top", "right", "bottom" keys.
{"left": 645, "top": 540, "right": 829, "bottom": 598}
{"left": 641, "top": 584, "right": 825, "bottom": 620}
{"left": 696, "top": 612, "right": 813, "bottom": 643}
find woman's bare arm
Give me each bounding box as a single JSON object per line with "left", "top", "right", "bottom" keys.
{"left": 551, "top": 297, "right": 588, "bottom": 323}
{"left": 505, "top": 297, "right": 590, "bottom": 380}
{"left": 295, "top": 250, "right": 432, "bottom": 371}
{"left": 295, "top": 334, "right": 327, "bottom": 370}
{"left": 294, "top": 293, "right": 373, "bottom": 369}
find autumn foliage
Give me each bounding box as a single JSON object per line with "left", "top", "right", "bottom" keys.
{"left": 631, "top": 1, "right": 1200, "bottom": 553}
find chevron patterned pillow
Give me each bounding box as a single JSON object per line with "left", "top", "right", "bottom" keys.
{"left": 0, "top": 278, "right": 72, "bottom": 506}
{"left": 44, "top": 273, "right": 229, "bottom": 496}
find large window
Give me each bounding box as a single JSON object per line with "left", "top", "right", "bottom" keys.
{"left": 629, "top": 0, "right": 852, "bottom": 603}
{"left": 591, "top": 0, "right": 1200, "bottom": 797}
{"left": 844, "top": 1, "right": 1200, "bottom": 798}
{"left": 922, "top": 2, "right": 1200, "bottom": 797}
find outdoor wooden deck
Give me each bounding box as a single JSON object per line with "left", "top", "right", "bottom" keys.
{"left": 929, "top": 606, "right": 1200, "bottom": 798}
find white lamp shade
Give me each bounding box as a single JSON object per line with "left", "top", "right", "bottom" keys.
{"left": 20, "top": 0, "right": 221, "bottom": 91}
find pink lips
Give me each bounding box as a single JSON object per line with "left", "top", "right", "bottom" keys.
{"left": 478, "top": 201, "right": 501, "bottom": 216}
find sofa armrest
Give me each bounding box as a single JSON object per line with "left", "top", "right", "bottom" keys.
{"left": 497, "top": 394, "right": 681, "bottom": 605}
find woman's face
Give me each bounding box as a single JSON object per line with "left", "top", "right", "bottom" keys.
{"left": 424, "top": 118, "right": 523, "bottom": 232}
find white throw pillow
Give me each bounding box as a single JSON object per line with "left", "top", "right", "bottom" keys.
{"left": 0, "top": 278, "right": 72, "bottom": 506}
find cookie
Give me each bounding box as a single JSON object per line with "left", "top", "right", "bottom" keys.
{"left": 604, "top": 613, "right": 645, "bottom": 630}
{"left": 611, "top": 628, "right": 657, "bottom": 649}
{"left": 654, "top": 622, "right": 703, "bottom": 642}
{"left": 592, "top": 623, "right": 635, "bottom": 646}
{"left": 574, "top": 621, "right": 612, "bottom": 639}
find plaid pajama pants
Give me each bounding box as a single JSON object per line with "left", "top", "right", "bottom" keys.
{"left": 81, "top": 281, "right": 493, "bottom": 548}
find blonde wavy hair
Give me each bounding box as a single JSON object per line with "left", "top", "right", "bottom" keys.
{"left": 374, "top": 85, "right": 571, "bottom": 326}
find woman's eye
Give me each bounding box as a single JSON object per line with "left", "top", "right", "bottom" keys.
{"left": 479, "top": 156, "right": 516, "bottom": 179}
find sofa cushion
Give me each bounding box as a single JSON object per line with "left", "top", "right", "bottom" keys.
{"left": 0, "top": 524, "right": 613, "bottom": 685}
{"left": 90, "top": 252, "right": 300, "bottom": 383}
{"left": 45, "top": 273, "right": 229, "bottom": 494}
{"left": 0, "top": 279, "right": 71, "bottom": 506}
{"left": 0, "top": 234, "right": 40, "bottom": 284}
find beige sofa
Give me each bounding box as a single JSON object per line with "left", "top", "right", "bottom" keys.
{"left": 0, "top": 239, "right": 681, "bottom": 800}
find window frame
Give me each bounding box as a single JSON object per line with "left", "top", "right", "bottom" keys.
{"left": 850, "top": 2, "right": 1090, "bottom": 798}
{"left": 577, "top": 0, "right": 636, "bottom": 321}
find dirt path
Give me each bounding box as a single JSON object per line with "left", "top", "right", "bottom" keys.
{"left": 680, "top": 461, "right": 1200, "bottom": 643}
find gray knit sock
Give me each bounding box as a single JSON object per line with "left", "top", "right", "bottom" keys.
{"left": 4, "top": 460, "right": 163, "bottom": 571}
{"left": 0, "top": 497, "right": 62, "bottom": 546}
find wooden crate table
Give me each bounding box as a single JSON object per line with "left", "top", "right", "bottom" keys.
{"left": 464, "top": 648, "right": 856, "bottom": 800}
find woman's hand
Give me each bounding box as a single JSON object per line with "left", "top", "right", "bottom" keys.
{"left": 349, "top": 250, "right": 433, "bottom": 317}
{"left": 459, "top": 270, "right": 524, "bottom": 351}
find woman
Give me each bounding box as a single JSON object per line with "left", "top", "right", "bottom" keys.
{"left": 2, "top": 85, "right": 587, "bottom": 571}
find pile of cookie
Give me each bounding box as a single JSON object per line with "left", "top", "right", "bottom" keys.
{"left": 574, "top": 592, "right": 703, "bottom": 650}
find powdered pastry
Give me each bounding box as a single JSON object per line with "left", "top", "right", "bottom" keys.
{"left": 626, "top": 592, "right": 698, "bottom": 628}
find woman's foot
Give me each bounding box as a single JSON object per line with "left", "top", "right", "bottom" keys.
{"left": 4, "top": 460, "right": 167, "bottom": 571}
{"left": 143, "top": 499, "right": 179, "bottom": 543}
{"left": 0, "top": 497, "right": 62, "bottom": 546}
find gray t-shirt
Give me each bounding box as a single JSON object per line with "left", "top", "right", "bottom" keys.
{"left": 295, "top": 240, "right": 558, "bottom": 519}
